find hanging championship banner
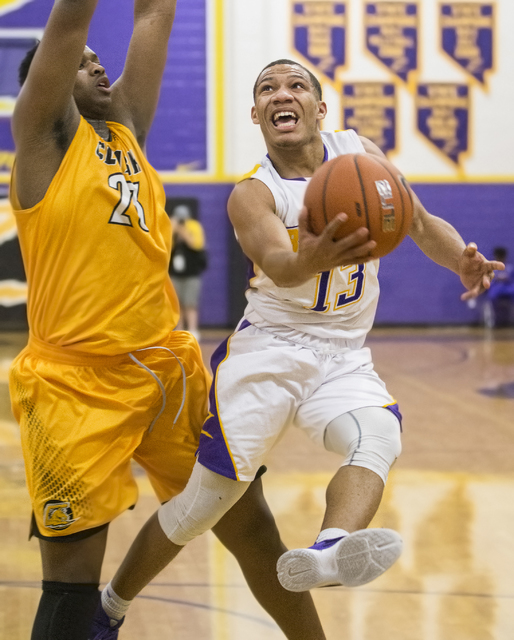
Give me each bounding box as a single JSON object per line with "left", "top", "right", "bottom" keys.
{"left": 440, "top": 3, "right": 494, "bottom": 84}
{"left": 416, "top": 83, "right": 469, "bottom": 165}
{"left": 292, "top": 1, "right": 347, "bottom": 80}
{"left": 342, "top": 82, "right": 396, "bottom": 155}
{"left": 364, "top": 2, "right": 418, "bottom": 82}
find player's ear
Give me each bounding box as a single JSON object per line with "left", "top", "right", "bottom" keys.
{"left": 251, "top": 105, "right": 260, "bottom": 125}
{"left": 316, "top": 101, "right": 327, "bottom": 122}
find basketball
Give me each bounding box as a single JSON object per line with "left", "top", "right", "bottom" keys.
{"left": 304, "top": 153, "right": 414, "bottom": 259}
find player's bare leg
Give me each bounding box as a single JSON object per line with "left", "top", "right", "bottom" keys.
{"left": 213, "top": 476, "right": 326, "bottom": 640}
{"left": 321, "top": 465, "right": 384, "bottom": 532}
{"left": 92, "top": 470, "right": 326, "bottom": 639}
{"left": 278, "top": 408, "right": 403, "bottom": 592}
{"left": 110, "top": 512, "right": 184, "bottom": 600}
{"left": 90, "top": 513, "right": 185, "bottom": 637}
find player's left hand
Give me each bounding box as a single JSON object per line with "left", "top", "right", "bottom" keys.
{"left": 459, "top": 243, "right": 505, "bottom": 300}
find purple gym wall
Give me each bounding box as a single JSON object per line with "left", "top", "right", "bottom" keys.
{"left": 0, "top": 0, "right": 512, "bottom": 329}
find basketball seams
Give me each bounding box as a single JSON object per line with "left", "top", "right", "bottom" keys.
{"left": 304, "top": 151, "right": 412, "bottom": 258}
{"left": 354, "top": 155, "right": 370, "bottom": 233}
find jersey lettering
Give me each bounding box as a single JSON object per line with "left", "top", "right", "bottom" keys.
{"left": 104, "top": 146, "right": 118, "bottom": 166}
{"left": 108, "top": 173, "right": 149, "bottom": 232}
{"left": 334, "top": 264, "right": 365, "bottom": 308}
{"left": 307, "top": 264, "right": 366, "bottom": 312}
{"left": 95, "top": 142, "right": 142, "bottom": 177}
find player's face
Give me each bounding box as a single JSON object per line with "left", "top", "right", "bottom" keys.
{"left": 251, "top": 64, "right": 327, "bottom": 148}
{"left": 73, "top": 47, "right": 112, "bottom": 120}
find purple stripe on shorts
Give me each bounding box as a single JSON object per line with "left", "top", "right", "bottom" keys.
{"left": 386, "top": 403, "right": 403, "bottom": 432}
{"left": 197, "top": 336, "right": 239, "bottom": 480}
{"left": 238, "top": 319, "right": 251, "bottom": 331}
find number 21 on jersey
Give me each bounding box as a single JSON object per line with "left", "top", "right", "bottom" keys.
{"left": 307, "top": 264, "right": 366, "bottom": 312}
{"left": 108, "top": 173, "right": 149, "bottom": 232}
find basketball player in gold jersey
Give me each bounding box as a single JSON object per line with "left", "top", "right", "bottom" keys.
{"left": 9, "top": 3, "right": 329, "bottom": 639}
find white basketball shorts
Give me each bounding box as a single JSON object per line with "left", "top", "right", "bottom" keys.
{"left": 197, "top": 321, "right": 400, "bottom": 481}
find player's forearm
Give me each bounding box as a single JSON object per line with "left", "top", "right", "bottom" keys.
{"left": 54, "top": 0, "right": 100, "bottom": 27}
{"left": 410, "top": 210, "right": 466, "bottom": 275}
{"left": 260, "top": 251, "right": 315, "bottom": 288}
{"left": 134, "top": 0, "right": 177, "bottom": 24}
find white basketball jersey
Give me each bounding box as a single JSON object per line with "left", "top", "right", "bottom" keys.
{"left": 243, "top": 129, "right": 380, "bottom": 347}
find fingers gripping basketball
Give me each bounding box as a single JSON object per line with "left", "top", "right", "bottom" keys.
{"left": 304, "top": 153, "right": 414, "bottom": 259}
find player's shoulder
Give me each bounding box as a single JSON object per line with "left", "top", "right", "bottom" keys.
{"left": 321, "top": 129, "right": 365, "bottom": 156}
{"left": 239, "top": 162, "right": 264, "bottom": 183}
{"left": 230, "top": 171, "right": 275, "bottom": 212}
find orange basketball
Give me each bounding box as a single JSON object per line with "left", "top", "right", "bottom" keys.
{"left": 304, "top": 153, "right": 414, "bottom": 259}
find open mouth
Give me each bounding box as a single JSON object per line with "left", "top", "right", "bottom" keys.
{"left": 272, "top": 111, "right": 299, "bottom": 130}
{"left": 97, "top": 80, "right": 111, "bottom": 93}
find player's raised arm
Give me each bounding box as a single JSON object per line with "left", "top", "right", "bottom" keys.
{"left": 359, "top": 135, "right": 505, "bottom": 299}
{"left": 109, "top": 0, "right": 178, "bottom": 146}
{"left": 12, "top": 0, "right": 100, "bottom": 148}
{"left": 228, "top": 179, "right": 376, "bottom": 289}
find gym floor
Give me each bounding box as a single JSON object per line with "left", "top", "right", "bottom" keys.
{"left": 1, "top": 326, "right": 514, "bottom": 639}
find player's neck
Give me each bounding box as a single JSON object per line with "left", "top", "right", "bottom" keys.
{"left": 268, "top": 138, "right": 325, "bottom": 179}
{"left": 86, "top": 118, "right": 112, "bottom": 141}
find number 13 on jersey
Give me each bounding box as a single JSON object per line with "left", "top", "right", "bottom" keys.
{"left": 307, "top": 264, "right": 366, "bottom": 312}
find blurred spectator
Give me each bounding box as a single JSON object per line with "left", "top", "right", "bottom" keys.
{"left": 169, "top": 204, "right": 208, "bottom": 340}
{"left": 483, "top": 247, "right": 514, "bottom": 328}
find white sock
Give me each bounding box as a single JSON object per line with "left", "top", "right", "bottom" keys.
{"left": 101, "top": 582, "right": 132, "bottom": 622}
{"left": 315, "top": 527, "right": 349, "bottom": 544}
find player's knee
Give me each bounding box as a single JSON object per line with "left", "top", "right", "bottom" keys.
{"left": 158, "top": 461, "right": 250, "bottom": 546}
{"left": 324, "top": 406, "right": 402, "bottom": 484}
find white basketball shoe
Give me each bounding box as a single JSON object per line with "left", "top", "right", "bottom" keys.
{"left": 277, "top": 528, "right": 403, "bottom": 592}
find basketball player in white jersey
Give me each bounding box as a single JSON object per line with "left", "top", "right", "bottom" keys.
{"left": 93, "top": 60, "right": 504, "bottom": 632}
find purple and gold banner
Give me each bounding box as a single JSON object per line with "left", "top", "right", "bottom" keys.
{"left": 292, "top": 1, "right": 346, "bottom": 80}
{"left": 365, "top": 2, "right": 418, "bottom": 82}
{"left": 440, "top": 3, "right": 493, "bottom": 84}
{"left": 342, "top": 83, "right": 396, "bottom": 155}
{"left": 417, "top": 83, "right": 469, "bottom": 165}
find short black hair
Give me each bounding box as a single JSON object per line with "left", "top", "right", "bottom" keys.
{"left": 253, "top": 59, "right": 323, "bottom": 102}
{"left": 18, "top": 41, "right": 40, "bottom": 86}
{"left": 253, "top": 58, "right": 323, "bottom": 101}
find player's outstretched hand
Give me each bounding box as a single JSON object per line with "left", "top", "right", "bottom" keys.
{"left": 297, "top": 207, "right": 376, "bottom": 273}
{"left": 459, "top": 242, "right": 505, "bottom": 300}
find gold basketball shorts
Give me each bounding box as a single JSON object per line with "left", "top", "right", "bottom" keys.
{"left": 9, "top": 331, "right": 211, "bottom": 539}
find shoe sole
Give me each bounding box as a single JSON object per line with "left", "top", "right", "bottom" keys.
{"left": 277, "top": 528, "right": 403, "bottom": 592}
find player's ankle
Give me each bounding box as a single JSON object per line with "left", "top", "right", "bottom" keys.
{"left": 315, "top": 527, "right": 349, "bottom": 544}
{"left": 101, "top": 581, "right": 132, "bottom": 622}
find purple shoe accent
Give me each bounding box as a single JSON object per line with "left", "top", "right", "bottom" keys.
{"left": 89, "top": 602, "right": 124, "bottom": 640}
{"left": 309, "top": 536, "right": 345, "bottom": 551}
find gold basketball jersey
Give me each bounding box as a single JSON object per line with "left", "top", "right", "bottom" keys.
{"left": 10, "top": 117, "right": 178, "bottom": 355}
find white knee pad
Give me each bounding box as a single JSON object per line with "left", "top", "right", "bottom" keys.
{"left": 158, "top": 461, "right": 250, "bottom": 546}
{"left": 324, "top": 407, "right": 402, "bottom": 484}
